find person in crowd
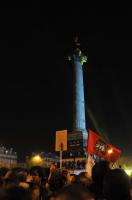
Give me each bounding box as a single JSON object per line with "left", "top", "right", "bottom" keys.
{"left": 89, "top": 160, "right": 111, "bottom": 199}
{"left": 66, "top": 172, "right": 78, "bottom": 185}
{"left": 48, "top": 163, "right": 66, "bottom": 198}
{"left": 78, "top": 172, "right": 92, "bottom": 188}
{"left": 103, "top": 168, "right": 132, "bottom": 200}
{"left": 29, "top": 166, "right": 49, "bottom": 200}
{"left": 0, "top": 168, "right": 9, "bottom": 186}
{"left": 39, "top": 167, "right": 50, "bottom": 200}
{"left": 0, "top": 186, "right": 32, "bottom": 200}
{"left": 55, "top": 182, "right": 95, "bottom": 200}
{"left": 30, "top": 184, "right": 40, "bottom": 200}
{"left": 2, "top": 167, "right": 30, "bottom": 189}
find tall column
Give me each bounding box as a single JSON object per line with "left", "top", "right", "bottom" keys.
{"left": 68, "top": 39, "right": 88, "bottom": 148}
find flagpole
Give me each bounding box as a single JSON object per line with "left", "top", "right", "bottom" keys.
{"left": 73, "top": 153, "right": 76, "bottom": 171}
{"left": 60, "top": 143, "right": 63, "bottom": 169}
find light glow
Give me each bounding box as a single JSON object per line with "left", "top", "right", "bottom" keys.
{"left": 124, "top": 169, "right": 132, "bottom": 176}
{"left": 107, "top": 149, "right": 113, "bottom": 154}
{"left": 32, "top": 155, "right": 42, "bottom": 163}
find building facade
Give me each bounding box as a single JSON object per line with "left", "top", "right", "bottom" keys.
{"left": 0, "top": 146, "right": 17, "bottom": 168}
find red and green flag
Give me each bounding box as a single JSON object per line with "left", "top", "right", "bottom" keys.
{"left": 87, "top": 129, "right": 121, "bottom": 162}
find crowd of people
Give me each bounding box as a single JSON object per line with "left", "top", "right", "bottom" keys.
{"left": 0, "top": 160, "right": 131, "bottom": 200}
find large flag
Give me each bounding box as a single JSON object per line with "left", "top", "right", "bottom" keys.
{"left": 87, "top": 129, "right": 121, "bottom": 162}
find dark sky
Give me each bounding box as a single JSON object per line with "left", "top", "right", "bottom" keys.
{"left": 0, "top": 5, "right": 132, "bottom": 160}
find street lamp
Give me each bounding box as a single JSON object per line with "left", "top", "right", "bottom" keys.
{"left": 31, "top": 155, "right": 43, "bottom": 165}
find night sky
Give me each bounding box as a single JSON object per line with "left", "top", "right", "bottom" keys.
{"left": 0, "top": 5, "right": 132, "bottom": 161}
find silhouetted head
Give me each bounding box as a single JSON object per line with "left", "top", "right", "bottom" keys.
{"left": 103, "top": 168, "right": 131, "bottom": 200}
{"left": 89, "top": 160, "right": 111, "bottom": 199}
{"left": 92, "top": 160, "right": 111, "bottom": 183}
{"left": 56, "top": 183, "right": 95, "bottom": 200}
{"left": 0, "top": 186, "right": 32, "bottom": 200}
